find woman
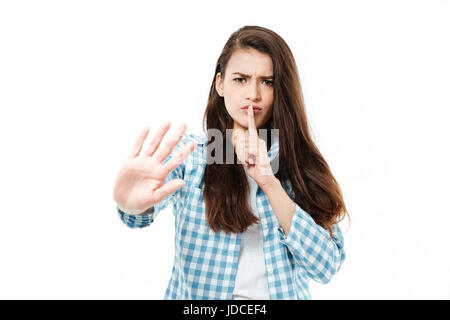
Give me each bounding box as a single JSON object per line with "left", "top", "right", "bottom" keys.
{"left": 113, "top": 25, "right": 348, "bottom": 300}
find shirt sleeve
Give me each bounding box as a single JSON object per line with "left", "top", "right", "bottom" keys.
{"left": 277, "top": 194, "right": 346, "bottom": 284}
{"left": 116, "top": 133, "right": 193, "bottom": 229}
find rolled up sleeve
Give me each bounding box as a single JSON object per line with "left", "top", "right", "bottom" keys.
{"left": 277, "top": 203, "right": 345, "bottom": 284}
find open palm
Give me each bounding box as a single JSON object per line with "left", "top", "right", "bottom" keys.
{"left": 113, "top": 122, "right": 196, "bottom": 215}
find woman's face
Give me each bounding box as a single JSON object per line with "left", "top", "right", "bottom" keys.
{"left": 215, "top": 48, "right": 274, "bottom": 133}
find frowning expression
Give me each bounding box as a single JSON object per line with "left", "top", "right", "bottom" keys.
{"left": 215, "top": 48, "right": 274, "bottom": 132}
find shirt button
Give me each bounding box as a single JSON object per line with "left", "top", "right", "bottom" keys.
{"left": 267, "top": 266, "right": 273, "bottom": 273}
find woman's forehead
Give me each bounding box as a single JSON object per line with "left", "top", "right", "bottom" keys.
{"left": 226, "top": 49, "right": 273, "bottom": 76}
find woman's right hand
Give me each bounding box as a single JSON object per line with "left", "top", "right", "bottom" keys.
{"left": 112, "top": 122, "right": 197, "bottom": 215}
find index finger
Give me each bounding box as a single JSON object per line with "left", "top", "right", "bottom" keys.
{"left": 163, "top": 140, "right": 197, "bottom": 174}
{"left": 247, "top": 105, "right": 258, "bottom": 141}
{"left": 247, "top": 106, "right": 259, "bottom": 165}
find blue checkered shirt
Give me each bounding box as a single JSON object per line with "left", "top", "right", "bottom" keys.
{"left": 117, "top": 132, "right": 345, "bottom": 299}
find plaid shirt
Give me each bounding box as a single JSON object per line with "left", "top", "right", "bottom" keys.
{"left": 117, "top": 132, "right": 345, "bottom": 300}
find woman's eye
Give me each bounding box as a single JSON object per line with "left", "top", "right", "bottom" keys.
{"left": 233, "top": 78, "right": 273, "bottom": 86}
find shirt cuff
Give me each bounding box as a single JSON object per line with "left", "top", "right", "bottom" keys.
{"left": 117, "top": 205, "right": 155, "bottom": 228}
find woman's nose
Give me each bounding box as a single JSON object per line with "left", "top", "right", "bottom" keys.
{"left": 247, "top": 82, "right": 261, "bottom": 101}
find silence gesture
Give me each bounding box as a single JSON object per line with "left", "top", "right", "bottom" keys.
{"left": 232, "top": 105, "right": 275, "bottom": 187}
{"left": 113, "top": 122, "right": 197, "bottom": 215}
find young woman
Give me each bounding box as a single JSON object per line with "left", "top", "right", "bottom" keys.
{"left": 113, "top": 25, "right": 349, "bottom": 300}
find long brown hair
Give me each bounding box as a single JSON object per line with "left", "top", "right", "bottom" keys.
{"left": 201, "top": 25, "right": 348, "bottom": 238}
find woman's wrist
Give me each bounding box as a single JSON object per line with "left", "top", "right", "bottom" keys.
{"left": 260, "top": 175, "right": 280, "bottom": 193}
{"left": 117, "top": 203, "right": 154, "bottom": 215}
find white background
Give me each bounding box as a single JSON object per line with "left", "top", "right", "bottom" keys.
{"left": 0, "top": 0, "right": 449, "bottom": 299}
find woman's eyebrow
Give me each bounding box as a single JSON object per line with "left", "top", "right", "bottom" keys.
{"left": 232, "top": 72, "right": 274, "bottom": 79}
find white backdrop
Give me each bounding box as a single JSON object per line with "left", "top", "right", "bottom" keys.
{"left": 1, "top": 0, "right": 449, "bottom": 299}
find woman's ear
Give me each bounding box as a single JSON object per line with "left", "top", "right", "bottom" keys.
{"left": 215, "top": 72, "right": 224, "bottom": 97}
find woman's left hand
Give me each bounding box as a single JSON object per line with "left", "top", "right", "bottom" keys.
{"left": 232, "top": 105, "right": 276, "bottom": 188}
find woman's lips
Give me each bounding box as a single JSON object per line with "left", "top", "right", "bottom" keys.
{"left": 241, "top": 106, "right": 262, "bottom": 114}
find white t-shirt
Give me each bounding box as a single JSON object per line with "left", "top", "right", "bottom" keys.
{"left": 231, "top": 172, "right": 270, "bottom": 300}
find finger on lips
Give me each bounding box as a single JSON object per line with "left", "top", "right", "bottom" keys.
{"left": 232, "top": 106, "right": 261, "bottom": 166}
{"left": 247, "top": 106, "right": 259, "bottom": 164}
